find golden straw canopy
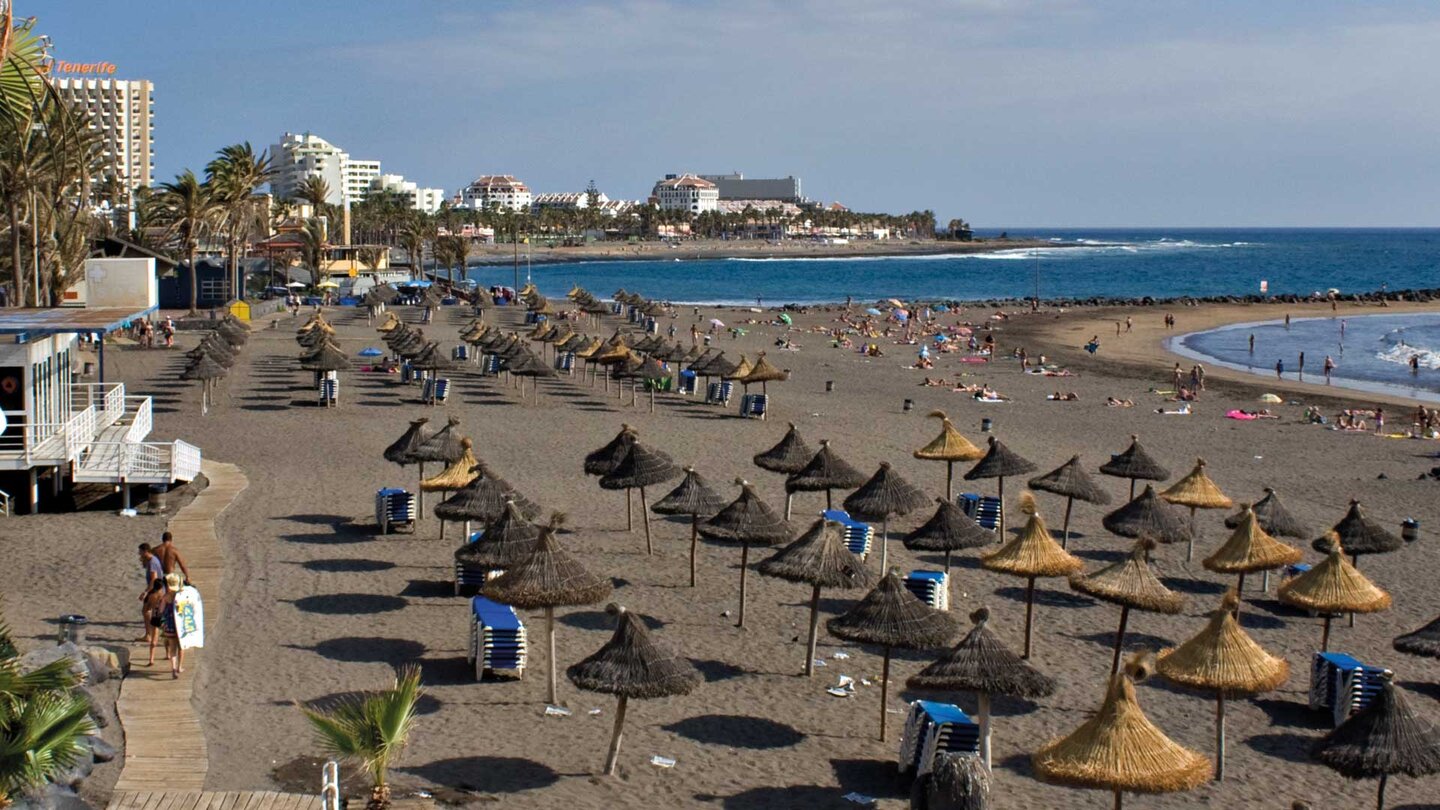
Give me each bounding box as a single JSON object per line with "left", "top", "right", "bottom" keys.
{"left": 1160, "top": 459, "right": 1233, "bottom": 510}
{"left": 420, "top": 438, "right": 480, "bottom": 492}
{"left": 1157, "top": 591, "right": 1289, "bottom": 694}
{"left": 981, "top": 494, "right": 1083, "bottom": 579}
{"left": 1203, "top": 507, "right": 1302, "bottom": 574}
{"left": 913, "top": 411, "right": 984, "bottom": 461}
{"left": 1278, "top": 541, "right": 1392, "bottom": 614}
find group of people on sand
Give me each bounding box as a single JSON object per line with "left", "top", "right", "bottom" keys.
{"left": 130, "top": 317, "right": 175, "bottom": 349}
{"left": 137, "top": 531, "right": 191, "bottom": 679}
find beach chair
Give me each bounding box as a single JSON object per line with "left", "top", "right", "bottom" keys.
{"left": 627, "top": 306, "right": 640, "bottom": 323}
{"left": 1310, "top": 651, "right": 1390, "bottom": 726}
{"left": 645, "top": 317, "right": 658, "bottom": 334}
{"left": 904, "top": 570, "right": 949, "bottom": 611}
{"left": 319, "top": 378, "right": 339, "bottom": 408}
{"left": 452, "top": 345, "right": 469, "bottom": 361}
{"left": 430, "top": 378, "right": 450, "bottom": 404}
{"left": 822, "top": 509, "right": 874, "bottom": 559}
{"left": 467, "top": 596, "right": 527, "bottom": 680}
{"left": 375, "top": 488, "right": 415, "bottom": 535}
{"left": 556, "top": 352, "right": 575, "bottom": 373}
{"left": 957, "top": 493, "right": 1002, "bottom": 531}
{"left": 611, "top": 301, "right": 623, "bottom": 314}
{"left": 746, "top": 393, "right": 768, "bottom": 419}
{"left": 717, "top": 381, "right": 734, "bottom": 404}
{"left": 677, "top": 370, "right": 697, "bottom": 395}
{"left": 454, "top": 531, "right": 500, "bottom": 595}
{"left": 482, "top": 355, "right": 501, "bottom": 375}
{"left": 898, "top": 700, "right": 981, "bottom": 778}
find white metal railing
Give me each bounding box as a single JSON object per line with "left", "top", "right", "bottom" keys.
{"left": 124, "top": 397, "right": 152, "bottom": 443}
{"left": 0, "top": 488, "right": 10, "bottom": 516}
{"left": 171, "top": 440, "right": 202, "bottom": 481}
{"left": 102, "top": 383, "right": 126, "bottom": 425}
{"left": 77, "top": 441, "right": 169, "bottom": 480}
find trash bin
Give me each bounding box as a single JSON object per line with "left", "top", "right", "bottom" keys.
{"left": 903, "top": 398, "right": 914, "bottom": 412}
{"left": 148, "top": 483, "right": 170, "bottom": 512}
{"left": 980, "top": 417, "right": 993, "bottom": 432}
{"left": 1403, "top": 518, "right": 1420, "bottom": 543}
{"left": 57, "top": 614, "right": 88, "bottom": 645}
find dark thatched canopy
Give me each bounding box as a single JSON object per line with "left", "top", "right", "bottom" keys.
{"left": 300, "top": 343, "right": 350, "bottom": 372}
{"left": 1099, "top": 434, "right": 1171, "bottom": 482}
{"left": 786, "top": 440, "right": 867, "bottom": 494}
{"left": 963, "top": 437, "right": 1037, "bottom": 481}
{"left": 757, "top": 518, "right": 875, "bottom": 589}
{"left": 753, "top": 423, "right": 814, "bottom": 474}
{"left": 1394, "top": 615, "right": 1440, "bottom": 659}
{"left": 699, "top": 480, "right": 792, "bottom": 546}
{"left": 1028, "top": 456, "right": 1111, "bottom": 505}
{"left": 903, "top": 499, "right": 993, "bottom": 552}
{"left": 567, "top": 604, "right": 701, "bottom": 699}
{"left": 1069, "top": 538, "right": 1186, "bottom": 614}
{"left": 384, "top": 418, "right": 432, "bottom": 466}
{"left": 453, "top": 499, "right": 539, "bottom": 569}
{"left": 651, "top": 467, "right": 729, "bottom": 518}
{"left": 1312, "top": 676, "right": 1440, "bottom": 779}
{"left": 483, "top": 516, "right": 613, "bottom": 609}
{"left": 180, "top": 355, "right": 227, "bottom": 381}
{"left": 410, "top": 416, "right": 467, "bottom": 464}
{"left": 1312, "top": 500, "right": 1403, "bottom": 557}
{"left": 1102, "top": 485, "right": 1192, "bottom": 545}
{"left": 907, "top": 606, "right": 1056, "bottom": 698}
{"left": 584, "top": 425, "right": 636, "bottom": 477}
{"left": 434, "top": 465, "right": 541, "bottom": 524}
{"left": 1224, "top": 488, "right": 1310, "bottom": 538}
{"left": 843, "top": 462, "right": 930, "bottom": 520}
{"left": 826, "top": 569, "right": 961, "bottom": 650}
{"left": 599, "top": 442, "right": 680, "bottom": 491}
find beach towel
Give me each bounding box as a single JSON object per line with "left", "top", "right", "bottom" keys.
{"left": 1226, "top": 410, "right": 1259, "bottom": 420}
{"left": 975, "top": 397, "right": 1008, "bottom": 404}
{"left": 174, "top": 585, "right": 205, "bottom": 650}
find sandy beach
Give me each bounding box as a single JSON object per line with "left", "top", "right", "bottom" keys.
{"left": 4, "top": 295, "right": 1440, "bottom": 809}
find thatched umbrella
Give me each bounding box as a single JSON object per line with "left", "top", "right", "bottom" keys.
{"left": 1033, "top": 652, "right": 1211, "bottom": 809}
{"left": 486, "top": 515, "right": 613, "bottom": 706}
{"left": 1158, "top": 589, "right": 1289, "bottom": 781}
{"left": 753, "top": 422, "right": 814, "bottom": 519}
{"left": 698, "top": 480, "right": 792, "bottom": 628}
{"left": 827, "top": 569, "right": 960, "bottom": 741}
{"left": 921, "top": 753, "right": 991, "bottom": 810}
{"left": 1203, "top": 506, "right": 1302, "bottom": 608}
{"left": 1099, "top": 434, "right": 1171, "bottom": 499}
{"left": 567, "top": 604, "right": 700, "bottom": 776}
{"left": 740, "top": 352, "right": 788, "bottom": 406}
{"left": 1394, "top": 615, "right": 1440, "bottom": 659}
{"left": 913, "top": 410, "right": 984, "bottom": 500}
{"left": 634, "top": 355, "right": 670, "bottom": 413}
{"left": 1160, "top": 459, "right": 1233, "bottom": 562}
{"left": 843, "top": 462, "right": 930, "bottom": 569}
{"left": 979, "top": 494, "right": 1082, "bottom": 659}
{"left": 908, "top": 606, "right": 1056, "bottom": 768}
{"left": 600, "top": 441, "right": 680, "bottom": 556}
{"left": 786, "top": 439, "right": 867, "bottom": 512}
{"left": 421, "top": 437, "right": 480, "bottom": 540}
{"left": 180, "top": 354, "right": 227, "bottom": 415}
{"left": 1279, "top": 539, "right": 1391, "bottom": 650}
{"left": 300, "top": 342, "right": 350, "bottom": 372}
{"left": 584, "top": 425, "right": 637, "bottom": 530}
{"left": 963, "top": 437, "right": 1037, "bottom": 540}
{"left": 434, "top": 463, "right": 541, "bottom": 539}
{"left": 410, "top": 416, "right": 466, "bottom": 513}
{"left": 758, "top": 517, "right": 875, "bottom": 676}
{"left": 1313, "top": 674, "right": 1440, "bottom": 810}
{"left": 1028, "top": 455, "right": 1112, "bottom": 548}
{"left": 1103, "top": 485, "right": 1192, "bottom": 548}
{"left": 1313, "top": 499, "right": 1404, "bottom": 567}
{"left": 384, "top": 418, "right": 431, "bottom": 468}
{"left": 903, "top": 498, "right": 992, "bottom": 576}
{"left": 453, "top": 498, "right": 538, "bottom": 571}
{"left": 1071, "top": 537, "right": 1186, "bottom": 674}
{"left": 1224, "top": 487, "right": 1310, "bottom": 538}
{"left": 651, "top": 467, "right": 728, "bottom": 587}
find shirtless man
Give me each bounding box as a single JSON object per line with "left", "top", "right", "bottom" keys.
{"left": 153, "top": 531, "right": 191, "bottom": 585}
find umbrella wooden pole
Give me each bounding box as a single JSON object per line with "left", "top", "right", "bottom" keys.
{"left": 825, "top": 488, "right": 832, "bottom": 509}
{"left": 998, "top": 477, "right": 1006, "bottom": 539}
{"left": 602, "top": 695, "right": 628, "bottom": 776}
{"left": 626, "top": 489, "right": 633, "bottom": 532}
{"left": 417, "top": 462, "right": 425, "bottom": 514}
{"left": 945, "top": 461, "right": 953, "bottom": 501}
{"left": 546, "top": 606, "right": 558, "bottom": 705}
{"left": 1321, "top": 615, "right": 1332, "bottom": 651}
{"left": 463, "top": 520, "right": 471, "bottom": 542}
{"left": 1349, "top": 555, "right": 1358, "bottom": 628}
{"left": 804, "top": 583, "right": 822, "bottom": 677}
{"left": 879, "top": 646, "right": 892, "bottom": 742}
{"left": 1129, "top": 478, "right": 1137, "bottom": 499}
{"left": 737, "top": 542, "right": 750, "bottom": 628}
{"left": 439, "top": 516, "right": 446, "bottom": 541}
{"left": 1187, "top": 506, "right": 1198, "bottom": 562}
{"left": 1114, "top": 790, "right": 1123, "bottom": 810}
{"left": 1261, "top": 569, "right": 1269, "bottom": 592}
{"left": 640, "top": 487, "right": 653, "bottom": 555}
{"left": 1022, "top": 577, "right": 1036, "bottom": 659}
{"left": 784, "top": 492, "right": 793, "bottom": 521}
{"left": 1061, "top": 496, "right": 1075, "bottom": 548}
{"left": 689, "top": 514, "right": 699, "bottom": 587}
{"left": 1234, "top": 573, "right": 1245, "bottom": 617}
{"left": 1111, "top": 605, "right": 1131, "bottom": 675}
{"left": 1214, "top": 692, "right": 1226, "bottom": 781}
{"left": 879, "top": 516, "right": 890, "bottom": 570}
{"left": 977, "top": 691, "right": 992, "bottom": 770}
{"left": 649, "top": 387, "right": 655, "bottom": 414}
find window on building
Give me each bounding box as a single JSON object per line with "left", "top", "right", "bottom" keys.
{"left": 200, "top": 278, "right": 230, "bottom": 301}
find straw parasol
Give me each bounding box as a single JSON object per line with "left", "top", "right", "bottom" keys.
{"left": 921, "top": 753, "right": 991, "bottom": 810}
{"left": 453, "top": 498, "right": 538, "bottom": 571}
{"left": 584, "top": 425, "right": 637, "bottom": 530}
{"left": 785, "top": 439, "right": 867, "bottom": 512}
{"left": 1394, "top": 615, "right": 1440, "bottom": 659}
{"left": 1312, "top": 674, "right": 1440, "bottom": 810}
{"left": 963, "top": 437, "right": 1037, "bottom": 539}
{"left": 1279, "top": 538, "right": 1392, "bottom": 650}
{"left": 1160, "top": 459, "right": 1233, "bottom": 562}
{"left": 1099, "top": 434, "right": 1171, "bottom": 499}
{"left": 420, "top": 437, "right": 481, "bottom": 539}
{"left": 567, "top": 604, "right": 700, "bottom": 776}
{"left": 1158, "top": 590, "right": 1289, "bottom": 781}
{"left": 1071, "top": 537, "right": 1186, "bottom": 674}
{"left": 740, "top": 352, "right": 788, "bottom": 405}
{"left": 1029, "top": 455, "right": 1112, "bottom": 548}
{"left": 980, "top": 493, "right": 1082, "bottom": 659}
{"left": 753, "top": 422, "right": 814, "bottom": 519}
{"left": 1203, "top": 506, "right": 1302, "bottom": 609}
{"left": 758, "top": 517, "right": 875, "bottom": 676}
{"left": 486, "top": 514, "right": 613, "bottom": 706}
{"left": 903, "top": 498, "right": 992, "bottom": 575}
{"left": 434, "top": 463, "right": 541, "bottom": 539}
{"left": 407, "top": 415, "right": 467, "bottom": 512}
{"left": 1102, "top": 485, "right": 1192, "bottom": 547}
{"left": 651, "top": 467, "right": 729, "bottom": 587}
{"left": 1224, "top": 487, "right": 1310, "bottom": 538}
{"left": 180, "top": 354, "right": 227, "bottom": 415}
{"left": 908, "top": 606, "right": 1056, "bottom": 769}
{"left": 827, "top": 569, "right": 961, "bottom": 741}
{"left": 698, "top": 479, "right": 792, "bottom": 628}
{"left": 384, "top": 418, "right": 431, "bottom": 467}
{"left": 913, "top": 410, "right": 984, "bottom": 499}
{"left": 843, "top": 462, "right": 930, "bottom": 569}
{"left": 600, "top": 441, "right": 680, "bottom": 556}
{"left": 1033, "top": 652, "right": 1211, "bottom": 809}
{"left": 1313, "top": 499, "right": 1403, "bottom": 566}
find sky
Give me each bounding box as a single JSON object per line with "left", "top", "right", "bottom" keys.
{"left": 39, "top": 0, "right": 1440, "bottom": 227}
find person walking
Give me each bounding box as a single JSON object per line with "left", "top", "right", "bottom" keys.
{"left": 160, "top": 573, "right": 184, "bottom": 678}
{"left": 1324, "top": 354, "right": 1335, "bottom": 384}
{"left": 1411, "top": 354, "right": 1421, "bottom": 375}
{"left": 154, "top": 531, "right": 191, "bottom": 584}
{"left": 1375, "top": 406, "right": 1385, "bottom": 435}
{"left": 1125, "top": 316, "right": 1133, "bottom": 333}
{"left": 1275, "top": 358, "right": 1284, "bottom": 379}
{"left": 1248, "top": 333, "right": 1255, "bottom": 353}
{"left": 1171, "top": 363, "right": 1183, "bottom": 390}
{"left": 137, "top": 543, "right": 164, "bottom": 640}
{"left": 142, "top": 578, "right": 165, "bottom": 666}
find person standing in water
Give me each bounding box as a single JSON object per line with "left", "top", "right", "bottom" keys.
{"left": 1249, "top": 334, "right": 1255, "bottom": 353}
{"left": 1324, "top": 355, "right": 1335, "bottom": 384}
{"left": 1298, "top": 351, "right": 1305, "bottom": 380}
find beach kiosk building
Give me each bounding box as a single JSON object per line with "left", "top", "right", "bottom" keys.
{"left": 0, "top": 307, "right": 201, "bottom": 513}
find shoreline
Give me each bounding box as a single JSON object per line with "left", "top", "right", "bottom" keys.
{"left": 461, "top": 236, "right": 1071, "bottom": 266}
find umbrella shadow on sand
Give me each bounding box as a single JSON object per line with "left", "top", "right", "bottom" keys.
{"left": 290, "top": 636, "right": 425, "bottom": 664}
{"left": 1245, "top": 731, "right": 1318, "bottom": 764}
{"left": 1160, "top": 575, "right": 1228, "bottom": 596}
{"left": 691, "top": 658, "right": 748, "bottom": 682}
{"left": 399, "top": 756, "right": 561, "bottom": 793}
{"left": 1072, "top": 629, "right": 1175, "bottom": 653}
{"left": 995, "top": 584, "right": 1095, "bottom": 610}
{"left": 298, "top": 558, "right": 396, "bottom": 573}
{"left": 897, "top": 688, "right": 1042, "bottom": 719}
{"left": 288, "top": 690, "right": 443, "bottom": 717}
{"left": 288, "top": 593, "right": 407, "bottom": 615}
{"left": 662, "top": 715, "right": 806, "bottom": 749}
{"left": 1252, "top": 696, "right": 1330, "bottom": 729}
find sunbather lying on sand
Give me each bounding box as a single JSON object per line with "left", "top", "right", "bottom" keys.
{"left": 1155, "top": 404, "right": 1192, "bottom": 415}
{"left": 920, "top": 377, "right": 952, "bottom": 387}
{"left": 1047, "top": 392, "right": 1080, "bottom": 401}
{"left": 1107, "top": 397, "right": 1135, "bottom": 408}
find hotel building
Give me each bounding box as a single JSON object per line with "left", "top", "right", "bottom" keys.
{"left": 53, "top": 78, "right": 154, "bottom": 209}
{"left": 459, "top": 175, "right": 532, "bottom": 212}
{"left": 372, "top": 174, "right": 447, "bottom": 214}
{"left": 269, "top": 132, "right": 382, "bottom": 206}
{"left": 652, "top": 174, "right": 720, "bottom": 213}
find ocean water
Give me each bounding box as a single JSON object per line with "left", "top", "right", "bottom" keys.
{"left": 1172, "top": 313, "right": 1440, "bottom": 404}
{"left": 467, "top": 228, "right": 1440, "bottom": 306}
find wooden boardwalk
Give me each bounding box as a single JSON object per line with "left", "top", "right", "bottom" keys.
{"left": 108, "top": 461, "right": 318, "bottom": 809}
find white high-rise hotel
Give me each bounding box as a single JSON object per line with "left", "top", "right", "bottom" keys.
{"left": 54, "top": 78, "right": 154, "bottom": 207}
{"left": 269, "top": 132, "right": 380, "bottom": 206}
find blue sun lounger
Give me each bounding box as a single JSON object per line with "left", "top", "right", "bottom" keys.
{"left": 898, "top": 700, "right": 981, "bottom": 778}
{"left": 468, "top": 596, "right": 527, "bottom": 680}
{"left": 319, "top": 377, "right": 338, "bottom": 407}
{"left": 904, "top": 570, "right": 949, "bottom": 611}
{"left": 375, "top": 488, "right": 415, "bottom": 535}
{"left": 1310, "top": 652, "right": 1390, "bottom": 727}
{"left": 957, "top": 493, "right": 1001, "bottom": 531}
{"left": 822, "top": 509, "right": 874, "bottom": 558}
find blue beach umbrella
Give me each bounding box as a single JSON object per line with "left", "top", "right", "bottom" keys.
{"left": 934, "top": 304, "right": 950, "bottom": 313}
{"left": 359, "top": 347, "right": 383, "bottom": 357}
{"left": 865, "top": 307, "right": 882, "bottom": 315}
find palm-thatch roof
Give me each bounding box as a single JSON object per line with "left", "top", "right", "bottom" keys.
{"left": 1099, "top": 435, "right": 1171, "bottom": 482}
{"left": 963, "top": 437, "right": 1037, "bottom": 481}
{"left": 1312, "top": 500, "right": 1403, "bottom": 557}
{"left": 903, "top": 499, "right": 992, "bottom": 553}
{"left": 1158, "top": 590, "right": 1289, "bottom": 695}
{"left": 1394, "top": 615, "right": 1440, "bottom": 659}
{"left": 699, "top": 480, "right": 792, "bottom": 546}
{"left": 411, "top": 416, "right": 467, "bottom": 463}
{"left": 1160, "top": 459, "right": 1233, "bottom": 510}
{"left": 826, "top": 569, "right": 960, "bottom": 650}
{"left": 1203, "top": 507, "right": 1303, "bottom": 574}
{"left": 651, "top": 467, "right": 728, "bottom": 518}
{"left": 1278, "top": 541, "right": 1392, "bottom": 614}
{"left": 1224, "top": 488, "right": 1309, "bottom": 538}
{"left": 980, "top": 494, "right": 1083, "bottom": 579}
{"left": 740, "top": 352, "right": 787, "bottom": 384}
{"left": 1070, "top": 538, "right": 1186, "bottom": 614}
{"left": 1033, "top": 653, "right": 1212, "bottom": 793}
{"left": 384, "top": 418, "right": 431, "bottom": 466}
{"left": 300, "top": 343, "right": 351, "bottom": 372}
{"left": 1102, "top": 485, "right": 1192, "bottom": 545}
{"left": 786, "top": 440, "right": 867, "bottom": 493}
{"left": 434, "top": 466, "right": 541, "bottom": 524}
{"left": 843, "top": 462, "right": 930, "bottom": 521}
{"left": 567, "top": 604, "right": 700, "bottom": 699}
{"left": 584, "top": 425, "right": 636, "bottom": 477}
{"left": 483, "top": 515, "right": 612, "bottom": 609}
{"left": 180, "top": 355, "right": 227, "bottom": 381}
{"left": 1028, "top": 456, "right": 1111, "bottom": 505}
{"left": 453, "top": 499, "right": 539, "bottom": 569}
{"left": 599, "top": 442, "right": 679, "bottom": 491}
{"left": 757, "top": 518, "right": 874, "bottom": 589}
{"left": 1312, "top": 676, "right": 1440, "bottom": 780}
{"left": 753, "top": 423, "right": 814, "bottom": 474}
{"left": 419, "top": 438, "right": 481, "bottom": 492}
{"left": 913, "top": 410, "right": 984, "bottom": 462}
{"left": 907, "top": 606, "right": 1055, "bottom": 697}
{"left": 722, "top": 354, "right": 753, "bottom": 381}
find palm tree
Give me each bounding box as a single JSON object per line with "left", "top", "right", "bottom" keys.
{"left": 398, "top": 219, "right": 427, "bottom": 281}
{"left": 299, "top": 666, "right": 422, "bottom": 810}
{"left": 299, "top": 218, "right": 327, "bottom": 289}
{"left": 296, "top": 175, "right": 331, "bottom": 219}
{"left": 206, "top": 143, "right": 274, "bottom": 301}
{"left": 0, "top": 611, "right": 97, "bottom": 805}
{"left": 439, "top": 234, "right": 467, "bottom": 285}
{"left": 155, "top": 170, "right": 220, "bottom": 314}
